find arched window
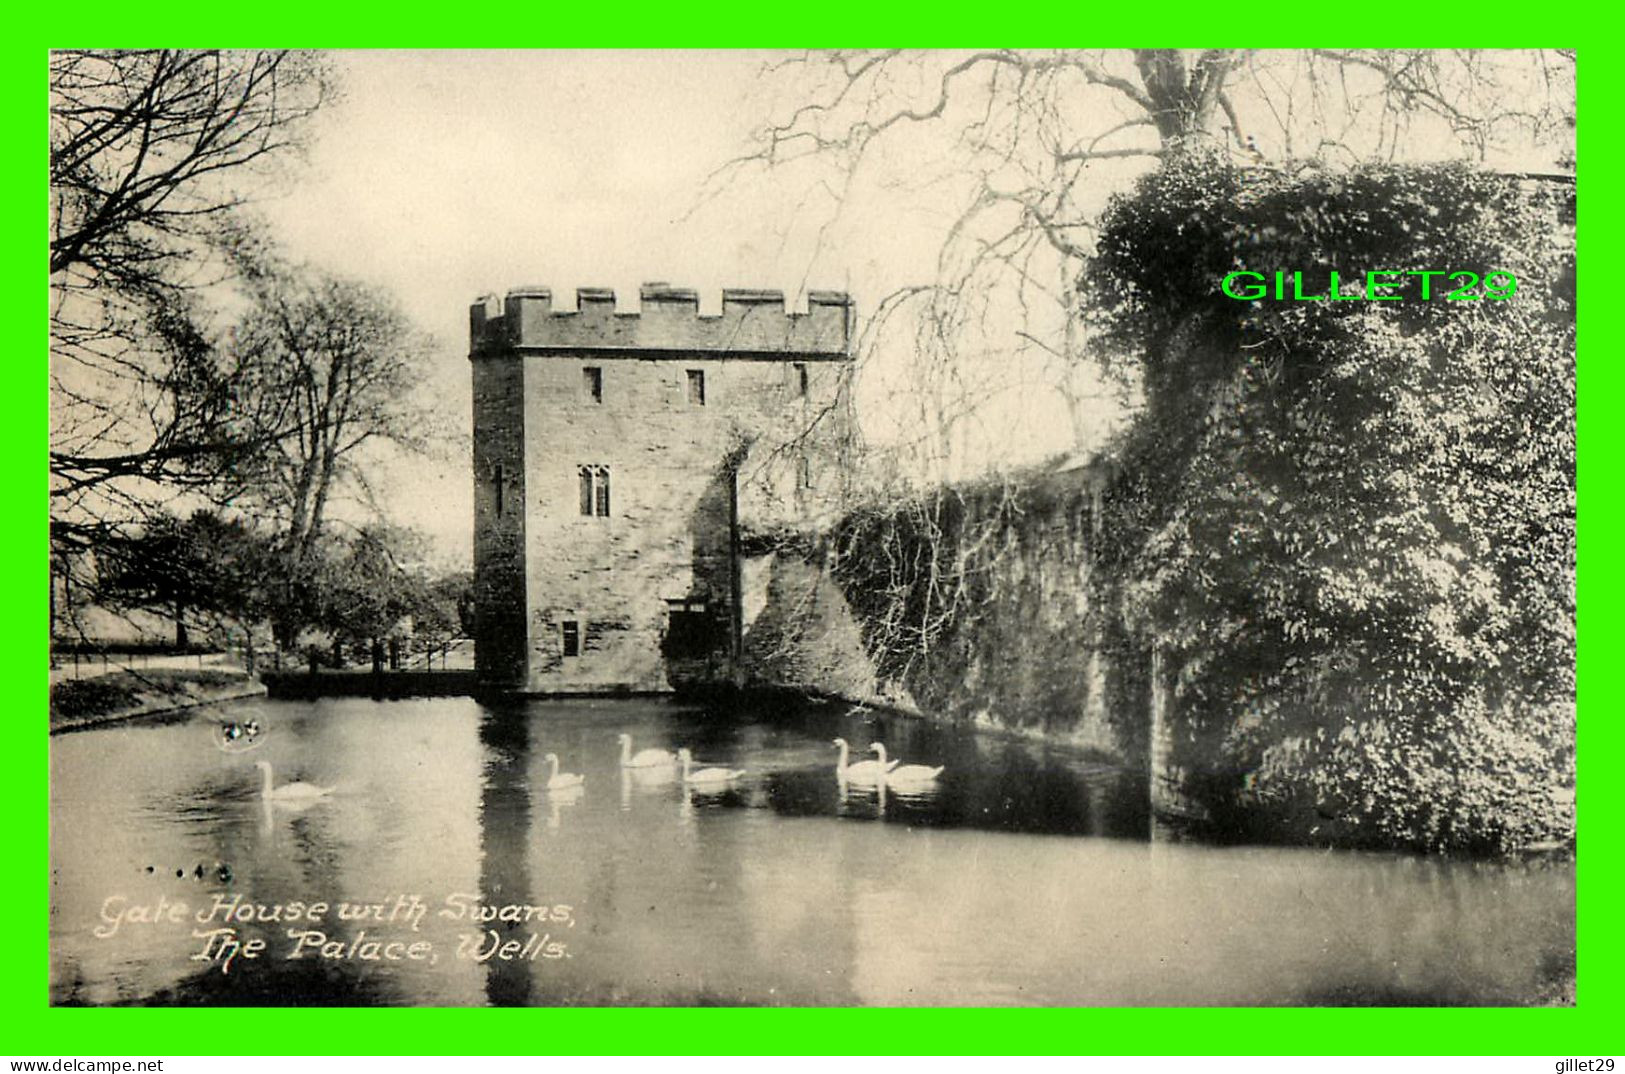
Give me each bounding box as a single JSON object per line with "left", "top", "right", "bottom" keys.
{"left": 579, "top": 466, "right": 611, "bottom": 517}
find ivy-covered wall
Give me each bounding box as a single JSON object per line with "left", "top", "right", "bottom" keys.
{"left": 745, "top": 159, "right": 1575, "bottom": 859}
{"left": 740, "top": 467, "right": 1140, "bottom": 760}
{"left": 1083, "top": 158, "right": 1576, "bottom": 854}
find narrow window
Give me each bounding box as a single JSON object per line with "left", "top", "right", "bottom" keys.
{"left": 686, "top": 369, "right": 705, "bottom": 406}
{"left": 794, "top": 362, "right": 808, "bottom": 397}
{"left": 583, "top": 366, "right": 602, "bottom": 403}
{"left": 799, "top": 453, "right": 814, "bottom": 489}
{"left": 561, "top": 620, "right": 580, "bottom": 658}
{"left": 579, "top": 466, "right": 612, "bottom": 517}
{"left": 494, "top": 462, "right": 505, "bottom": 517}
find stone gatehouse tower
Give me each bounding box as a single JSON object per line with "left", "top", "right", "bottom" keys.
{"left": 469, "top": 283, "right": 855, "bottom": 693}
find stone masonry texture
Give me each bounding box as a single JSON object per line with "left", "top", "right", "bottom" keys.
{"left": 470, "top": 284, "right": 855, "bottom": 693}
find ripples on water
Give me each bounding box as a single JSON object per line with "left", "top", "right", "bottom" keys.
{"left": 49, "top": 695, "right": 1574, "bottom": 1006}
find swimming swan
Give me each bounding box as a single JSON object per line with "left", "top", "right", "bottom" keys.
{"left": 544, "top": 753, "right": 585, "bottom": 792}
{"left": 833, "top": 737, "right": 899, "bottom": 783}
{"left": 869, "top": 743, "right": 944, "bottom": 785}
{"left": 254, "top": 760, "right": 334, "bottom": 803}
{"left": 617, "top": 733, "right": 676, "bottom": 768}
{"left": 677, "top": 748, "right": 744, "bottom": 785}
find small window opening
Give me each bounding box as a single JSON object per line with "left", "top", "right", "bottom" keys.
{"left": 494, "top": 462, "right": 505, "bottom": 516}
{"left": 562, "top": 620, "right": 580, "bottom": 657}
{"left": 686, "top": 369, "right": 705, "bottom": 406}
{"left": 794, "top": 362, "right": 808, "bottom": 397}
{"left": 583, "top": 366, "right": 602, "bottom": 403}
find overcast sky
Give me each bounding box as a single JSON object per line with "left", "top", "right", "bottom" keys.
{"left": 255, "top": 49, "right": 1047, "bottom": 566}
{"left": 247, "top": 49, "right": 1571, "bottom": 568}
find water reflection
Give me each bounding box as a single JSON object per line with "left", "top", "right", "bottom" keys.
{"left": 547, "top": 785, "right": 585, "bottom": 831}
{"left": 51, "top": 695, "right": 1575, "bottom": 1006}
{"left": 619, "top": 765, "right": 676, "bottom": 811}
{"left": 477, "top": 706, "right": 533, "bottom": 1005}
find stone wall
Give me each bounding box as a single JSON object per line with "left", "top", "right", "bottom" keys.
{"left": 470, "top": 353, "right": 527, "bottom": 683}
{"left": 737, "top": 467, "right": 1146, "bottom": 763}
{"left": 470, "top": 286, "right": 1149, "bottom": 767}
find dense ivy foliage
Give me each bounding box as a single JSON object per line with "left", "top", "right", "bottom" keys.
{"left": 1085, "top": 158, "right": 1575, "bottom": 853}
{"left": 814, "top": 469, "right": 1165, "bottom": 757}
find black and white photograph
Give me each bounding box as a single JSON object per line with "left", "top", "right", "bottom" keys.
{"left": 48, "top": 49, "right": 1576, "bottom": 1007}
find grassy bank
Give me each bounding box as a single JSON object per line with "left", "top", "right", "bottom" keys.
{"left": 49, "top": 669, "right": 266, "bottom": 734}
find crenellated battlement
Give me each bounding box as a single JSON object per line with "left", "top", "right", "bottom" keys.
{"left": 470, "top": 282, "right": 853, "bottom": 358}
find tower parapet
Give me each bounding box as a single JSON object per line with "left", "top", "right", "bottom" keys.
{"left": 470, "top": 283, "right": 853, "bottom": 357}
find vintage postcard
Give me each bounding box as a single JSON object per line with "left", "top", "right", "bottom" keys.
{"left": 48, "top": 49, "right": 1576, "bottom": 1008}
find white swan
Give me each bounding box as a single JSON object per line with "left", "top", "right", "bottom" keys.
{"left": 617, "top": 732, "right": 676, "bottom": 768}
{"left": 869, "top": 743, "right": 944, "bottom": 785}
{"left": 543, "top": 753, "right": 585, "bottom": 792}
{"left": 677, "top": 747, "right": 744, "bottom": 785}
{"left": 254, "top": 760, "right": 334, "bottom": 803}
{"left": 834, "top": 737, "right": 898, "bottom": 783}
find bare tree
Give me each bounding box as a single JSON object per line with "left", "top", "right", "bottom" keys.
{"left": 224, "top": 243, "right": 445, "bottom": 649}
{"left": 708, "top": 49, "right": 1575, "bottom": 479}
{"left": 51, "top": 51, "right": 331, "bottom": 283}
{"left": 50, "top": 50, "right": 335, "bottom": 534}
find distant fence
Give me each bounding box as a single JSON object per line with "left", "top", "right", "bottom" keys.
{"left": 49, "top": 647, "right": 239, "bottom": 683}
{"left": 50, "top": 637, "right": 475, "bottom": 683}
{"left": 404, "top": 637, "right": 475, "bottom": 671}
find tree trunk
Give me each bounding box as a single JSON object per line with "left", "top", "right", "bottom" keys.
{"left": 1132, "top": 49, "right": 1239, "bottom": 149}
{"left": 174, "top": 599, "right": 189, "bottom": 648}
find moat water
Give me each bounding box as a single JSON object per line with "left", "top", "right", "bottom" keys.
{"left": 50, "top": 695, "right": 1574, "bottom": 1006}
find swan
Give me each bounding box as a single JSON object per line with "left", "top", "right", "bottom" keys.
{"left": 833, "top": 737, "right": 898, "bottom": 783}
{"left": 617, "top": 733, "right": 676, "bottom": 768}
{"left": 869, "top": 743, "right": 944, "bottom": 785}
{"left": 254, "top": 760, "right": 334, "bottom": 803}
{"left": 677, "top": 748, "right": 744, "bottom": 785}
{"left": 543, "top": 753, "right": 585, "bottom": 792}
